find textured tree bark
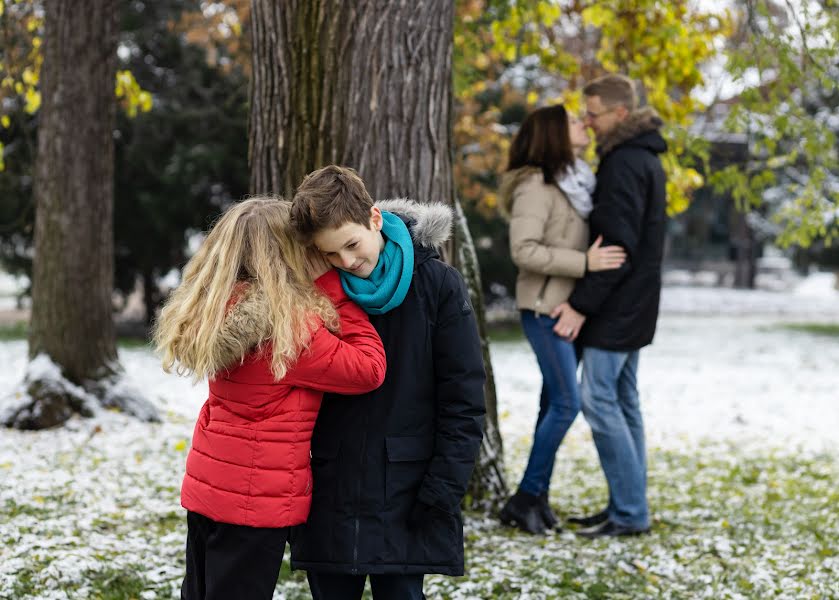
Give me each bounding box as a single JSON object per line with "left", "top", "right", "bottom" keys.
{"left": 3, "top": 0, "right": 158, "bottom": 429}
{"left": 249, "top": 0, "right": 507, "bottom": 509}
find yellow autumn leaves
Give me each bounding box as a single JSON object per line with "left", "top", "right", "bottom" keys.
{"left": 455, "top": 0, "right": 730, "bottom": 218}
{"left": 0, "top": 1, "right": 153, "bottom": 171}
{"left": 115, "top": 70, "right": 153, "bottom": 118}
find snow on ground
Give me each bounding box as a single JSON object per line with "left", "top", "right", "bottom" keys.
{"left": 661, "top": 271, "right": 839, "bottom": 317}
{"left": 0, "top": 272, "right": 28, "bottom": 312}
{"left": 1, "top": 284, "right": 838, "bottom": 598}
{"left": 495, "top": 315, "right": 839, "bottom": 455}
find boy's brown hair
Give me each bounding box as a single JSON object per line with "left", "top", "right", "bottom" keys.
{"left": 291, "top": 165, "right": 374, "bottom": 243}
{"left": 583, "top": 74, "right": 637, "bottom": 111}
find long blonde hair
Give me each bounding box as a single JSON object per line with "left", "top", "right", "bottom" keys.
{"left": 153, "top": 196, "right": 338, "bottom": 381}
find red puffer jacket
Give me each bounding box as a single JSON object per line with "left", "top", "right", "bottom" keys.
{"left": 180, "top": 271, "right": 386, "bottom": 528}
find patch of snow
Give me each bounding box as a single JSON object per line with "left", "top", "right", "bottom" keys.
{"left": 794, "top": 271, "right": 838, "bottom": 298}
{"left": 0, "top": 354, "right": 101, "bottom": 423}
{"left": 493, "top": 314, "right": 839, "bottom": 454}
{"left": 1, "top": 299, "right": 838, "bottom": 596}
{"left": 0, "top": 272, "right": 28, "bottom": 296}
{"left": 661, "top": 272, "right": 839, "bottom": 317}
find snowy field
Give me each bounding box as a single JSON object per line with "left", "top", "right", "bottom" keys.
{"left": 1, "top": 281, "right": 838, "bottom": 599}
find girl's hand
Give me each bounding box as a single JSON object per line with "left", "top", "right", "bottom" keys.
{"left": 586, "top": 235, "right": 626, "bottom": 272}
{"left": 306, "top": 247, "right": 333, "bottom": 280}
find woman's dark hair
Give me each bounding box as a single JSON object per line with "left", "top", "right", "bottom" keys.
{"left": 506, "top": 104, "right": 575, "bottom": 184}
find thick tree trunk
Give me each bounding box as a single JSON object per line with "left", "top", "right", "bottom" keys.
{"left": 2, "top": 0, "right": 158, "bottom": 429}
{"left": 249, "top": 0, "right": 506, "bottom": 509}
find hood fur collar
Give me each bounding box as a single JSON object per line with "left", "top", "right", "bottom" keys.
{"left": 598, "top": 107, "right": 664, "bottom": 156}
{"left": 211, "top": 200, "right": 453, "bottom": 370}
{"left": 213, "top": 283, "right": 271, "bottom": 372}
{"left": 375, "top": 199, "right": 452, "bottom": 248}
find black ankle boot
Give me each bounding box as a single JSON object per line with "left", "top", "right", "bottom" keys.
{"left": 538, "top": 493, "right": 562, "bottom": 532}
{"left": 499, "top": 490, "right": 547, "bottom": 535}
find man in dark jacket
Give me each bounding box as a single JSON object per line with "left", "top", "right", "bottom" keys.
{"left": 290, "top": 166, "right": 486, "bottom": 599}
{"left": 552, "top": 74, "right": 667, "bottom": 538}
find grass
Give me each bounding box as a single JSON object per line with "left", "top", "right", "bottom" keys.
{"left": 0, "top": 321, "right": 27, "bottom": 341}
{"left": 0, "top": 321, "right": 152, "bottom": 348}
{"left": 87, "top": 568, "right": 153, "bottom": 600}
{"left": 780, "top": 322, "right": 839, "bottom": 337}
{"left": 487, "top": 321, "right": 526, "bottom": 343}
{"left": 493, "top": 320, "right": 839, "bottom": 342}
{"left": 2, "top": 436, "right": 836, "bottom": 600}
{"left": 421, "top": 446, "right": 839, "bottom": 600}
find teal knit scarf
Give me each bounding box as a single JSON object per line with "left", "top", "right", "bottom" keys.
{"left": 339, "top": 211, "right": 414, "bottom": 315}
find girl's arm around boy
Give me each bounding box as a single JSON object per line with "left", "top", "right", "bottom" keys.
{"left": 285, "top": 270, "right": 386, "bottom": 395}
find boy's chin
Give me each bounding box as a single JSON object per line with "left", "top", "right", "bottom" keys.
{"left": 340, "top": 266, "right": 372, "bottom": 279}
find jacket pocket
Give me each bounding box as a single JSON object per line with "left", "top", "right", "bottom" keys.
{"left": 385, "top": 435, "right": 433, "bottom": 462}
{"left": 384, "top": 435, "right": 433, "bottom": 511}
{"left": 309, "top": 438, "right": 341, "bottom": 508}
{"left": 311, "top": 437, "right": 341, "bottom": 461}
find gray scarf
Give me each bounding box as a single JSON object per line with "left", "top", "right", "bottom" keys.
{"left": 555, "top": 159, "right": 596, "bottom": 219}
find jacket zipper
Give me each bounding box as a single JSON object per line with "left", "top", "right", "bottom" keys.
{"left": 351, "top": 411, "right": 370, "bottom": 575}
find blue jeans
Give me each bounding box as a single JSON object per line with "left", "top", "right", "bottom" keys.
{"left": 518, "top": 310, "right": 581, "bottom": 496}
{"left": 580, "top": 347, "right": 648, "bottom": 529}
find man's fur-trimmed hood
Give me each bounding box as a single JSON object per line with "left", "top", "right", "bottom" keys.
{"left": 212, "top": 283, "right": 271, "bottom": 373}
{"left": 375, "top": 198, "right": 452, "bottom": 248}
{"left": 598, "top": 106, "right": 665, "bottom": 156}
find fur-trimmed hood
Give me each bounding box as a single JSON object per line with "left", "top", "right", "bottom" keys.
{"left": 375, "top": 198, "right": 452, "bottom": 248}
{"left": 213, "top": 283, "right": 271, "bottom": 372}
{"left": 211, "top": 200, "right": 452, "bottom": 369}
{"left": 597, "top": 107, "right": 666, "bottom": 156}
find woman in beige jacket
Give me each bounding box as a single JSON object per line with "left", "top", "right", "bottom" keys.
{"left": 498, "top": 105, "right": 626, "bottom": 535}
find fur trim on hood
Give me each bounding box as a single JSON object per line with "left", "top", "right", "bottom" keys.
{"left": 597, "top": 107, "right": 664, "bottom": 156}
{"left": 375, "top": 198, "right": 452, "bottom": 248}
{"left": 213, "top": 283, "right": 271, "bottom": 373}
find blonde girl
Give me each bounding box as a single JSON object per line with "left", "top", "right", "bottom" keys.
{"left": 154, "top": 197, "right": 386, "bottom": 600}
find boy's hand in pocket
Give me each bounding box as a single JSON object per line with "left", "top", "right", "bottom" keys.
{"left": 407, "top": 501, "right": 448, "bottom": 530}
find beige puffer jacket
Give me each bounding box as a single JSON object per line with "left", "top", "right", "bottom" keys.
{"left": 501, "top": 167, "right": 589, "bottom": 315}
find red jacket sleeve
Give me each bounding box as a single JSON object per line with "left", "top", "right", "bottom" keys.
{"left": 284, "top": 270, "right": 386, "bottom": 394}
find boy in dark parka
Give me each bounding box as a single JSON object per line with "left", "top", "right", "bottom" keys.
{"left": 289, "top": 166, "right": 486, "bottom": 600}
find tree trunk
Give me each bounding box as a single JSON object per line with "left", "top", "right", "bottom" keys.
{"left": 249, "top": 0, "right": 507, "bottom": 509}
{"left": 730, "top": 206, "right": 757, "bottom": 289}
{"left": 142, "top": 268, "right": 158, "bottom": 327}
{"left": 2, "top": 0, "right": 158, "bottom": 429}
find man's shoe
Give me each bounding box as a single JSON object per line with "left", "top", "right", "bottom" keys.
{"left": 538, "top": 493, "right": 562, "bottom": 532}
{"left": 566, "top": 509, "right": 609, "bottom": 528}
{"left": 499, "top": 491, "right": 547, "bottom": 535}
{"left": 576, "top": 519, "right": 650, "bottom": 539}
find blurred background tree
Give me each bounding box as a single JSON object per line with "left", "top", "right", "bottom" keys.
{"left": 6, "top": 0, "right": 160, "bottom": 429}
{"left": 708, "top": 0, "right": 839, "bottom": 250}
{"left": 2, "top": 0, "right": 837, "bottom": 320}
{"left": 0, "top": 0, "right": 248, "bottom": 322}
